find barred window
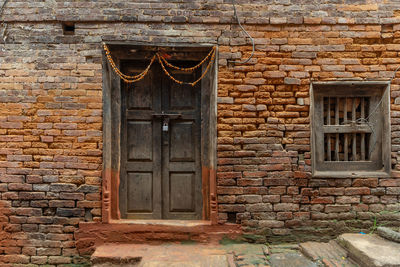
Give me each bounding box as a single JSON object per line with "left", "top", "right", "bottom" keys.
{"left": 311, "top": 81, "right": 390, "bottom": 178}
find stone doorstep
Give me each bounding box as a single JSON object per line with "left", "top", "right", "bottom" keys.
{"left": 300, "top": 240, "right": 358, "bottom": 267}
{"left": 75, "top": 222, "right": 242, "bottom": 255}
{"left": 337, "top": 233, "right": 400, "bottom": 267}
{"left": 91, "top": 243, "right": 232, "bottom": 267}
{"left": 91, "top": 244, "right": 143, "bottom": 265}
{"left": 91, "top": 243, "right": 271, "bottom": 267}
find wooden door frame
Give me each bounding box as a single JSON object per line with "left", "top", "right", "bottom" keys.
{"left": 101, "top": 42, "right": 218, "bottom": 224}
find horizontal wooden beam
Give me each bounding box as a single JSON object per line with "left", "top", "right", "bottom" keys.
{"left": 323, "top": 125, "right": 372, "bottom": 134}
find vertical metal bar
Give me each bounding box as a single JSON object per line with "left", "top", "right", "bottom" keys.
{"left": 352, "top": 98, "right": 357, "bottom": 161}
{"left": 361, "top": 97, "right": 365, "bottom": 160}
{"left": 335, "top": 97, "right": 339, "bottom": 161}
{"left": 344, "top": 97, "right": 348, "bottom": 161}
{"left": 327, "top": 97, "right": 331, "bottom": 161}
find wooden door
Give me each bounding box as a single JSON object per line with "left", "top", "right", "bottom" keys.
{"left": 120, "top": 61, "right": 202, "bottom": 220}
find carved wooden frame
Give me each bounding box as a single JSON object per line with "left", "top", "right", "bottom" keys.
{"left": 101, "top": 42, "right": 218, "bottom": 224}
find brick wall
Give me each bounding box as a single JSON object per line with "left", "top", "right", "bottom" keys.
{"left": 216, "top": 23, "right": 400, "bottom": 242}
{"left": 0, "top": 38, "right": 104, "bottom": 265}
{"left": 0, "top": 0, "right": 400, "bottom": 265}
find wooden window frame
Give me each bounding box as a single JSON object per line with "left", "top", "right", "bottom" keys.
{"left": 311, "top": 81, "right": 391, "bottom": 178}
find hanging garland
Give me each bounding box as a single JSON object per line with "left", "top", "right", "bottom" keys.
{"left": 158, "top": 47, "right": 216, "bottom": 87}
{"left": 103, "top": 43, "right": 216, "bottom": 86}
{"left": 103, "top": 43, "right": 157, "bottom": 83}
{"left": 158, "top": 46, "right": 216, "bottom": 72}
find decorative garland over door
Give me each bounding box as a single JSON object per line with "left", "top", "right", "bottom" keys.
{"left": 103, "top": 43, "right": 216, "bottom": 87}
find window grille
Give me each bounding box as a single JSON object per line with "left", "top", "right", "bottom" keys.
{"left": 323, "top": 96, "right": 371, "bottom": 161}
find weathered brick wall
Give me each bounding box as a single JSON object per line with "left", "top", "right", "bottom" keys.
{"left": 0, "top": 37, "right": 104, "bottom": 265}
{"left": 216, "top": 23, "right": 400, "bottom": 242}
{"left": 3, "top": 0, "right": 400, "bottom": 24}
{"left": 0, "top": 0, "right": 400, "bottom": 265}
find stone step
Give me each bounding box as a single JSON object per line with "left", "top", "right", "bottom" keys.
{"left": 228, "top": 243, "right": 269, "bottom": 266}
{"left": 377, "top": 227, "right": 400, "bottom": 243}
{"left": 75, "top": 221, "right": 242, "bottom": 255}
{"left": 337, "top": 233, "right": 400, "bottom": 267}
{"left": 265, "top": 244, "right": 317, "bottom": 267}
{"left": 268, "top": 252, "right": 318, "bottom": 267}
{"left": 300, "top": 240, "right": 359, "bottom": 267}
{"left": 91, "top": 243, "right": 232, "bottom": 267}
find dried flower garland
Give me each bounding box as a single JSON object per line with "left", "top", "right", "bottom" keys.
{"left": 157, "top": 48, "right": 216, "bottom": 87}
{"left": 158, "top": 46, "right": 216, "bottom": 72}
{"left": 103, "top": 42, "right": 216, "bottom": 86}
{"left": 103, "top": 43, "right": 156, "bottom": 83}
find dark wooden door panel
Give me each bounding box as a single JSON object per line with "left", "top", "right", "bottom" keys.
{"left": 170, "top": 121, "right": 195, "bottom": 161}
{"left": 169, "top": 80, "right": 195, "bottom": 110}
{"left": 127, "top": 121, "right": 153, "bottom": 161}
{"left": 120, "top": 61, "right": 162, "bottom": 219}
{"left": 169, "top": 172, "right": 195, "bottom": 212}
{"left": 127, "top": 172, "right": 153, "bottom": 212}
{"left": 128, "top": 84, "right": 153, "bottom": 110}
{"left": 162, "top": 65, "right": 202, "bottom": 220}
{"left": 120, "top": 60, "right": 202, "bottom": 220}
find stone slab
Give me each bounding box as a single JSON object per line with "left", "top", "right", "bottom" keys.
{"left": 269, "top": 244, "right": 300, "bottom": 254}
{"left": 76, "top": 221, "right": 242, "bottom": 255}
{"left": 377, "top": 227, "right": 400, "bottom": 243}
{"left": 269, "top": 252, "right": 318, "bottom": 267}
{"left": 225, "top": 243, "right": 269, "bottom": 266}
{"left": 337, "top": 233, "right": 400, "bottom": 267}
{"left": 92, "top": 243, "right": 231, "bottom": 267}
{"left": 300, "top": 240, "right": 359, "bottom": 267}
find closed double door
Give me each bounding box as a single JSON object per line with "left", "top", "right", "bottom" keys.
{"left": 119, "top": 61, "right": 202, "bottom": 220}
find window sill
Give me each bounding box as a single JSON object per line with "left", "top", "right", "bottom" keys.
{"left": 313, "top": 170, "right": 391, "bottom": 178}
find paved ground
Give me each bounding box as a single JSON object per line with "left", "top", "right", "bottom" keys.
{"left": 92, "top": 242, "right": 317, "bottom": 266}
{"left": 91, "top": 233, "right": 400, "bottom": 267}
{"left": 338, "top": 233, "right": 400, "bottom": 267}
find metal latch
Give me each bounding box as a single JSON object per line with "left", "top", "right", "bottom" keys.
{"left": 152, "top": 112, "right": 182, "bottom": 120}
{"left": 153, "top": 111, "right": 182, "bottom": 133}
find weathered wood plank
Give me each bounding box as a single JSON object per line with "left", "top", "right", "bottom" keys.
{"left": 323, "top": 125, "right": 372, "bottom": 134}
{"left": 352, "top": 98, "right": 357, "bottom": 160}
{"left": 335, "top": 97, "right": 339, "bottom": 161}
{"left": 327, "top": 97, "right": 331, "bottom": 161}
{"left": 361, "top": 97, "right": 366, "bottom": 160}
{"left": 121, "top": 61, "right": 162, "bottom": 219}
{"left": 161, "top": 65, "right": 202, "bottom": 220}
{"left": 344, "top": 97, "right": 348, "bottom": 161}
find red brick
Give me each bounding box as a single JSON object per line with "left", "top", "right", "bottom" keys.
{"left": 380, "top": 179, "right": 400, "bottom": 187}
{"left": 310, "top": 197, "right": 334, "bottom": 204}
{"left": 3, "top": 255, "right": 30, "bottom": 264}
{"left": 336, "top": 196, "right": 360, "bottom": 204}
{"left": 325, "top": 205, "right": 351, "bottom": 213}
{"left": 277, "top": 212, "right": 293, "bottom": 220}
{"left": 352, "top": 178, "right": 378, "bottom": 187}
{"left": 319, "top": 187, "right": 344, "bottom": 196}
{"left": 345, "top": 187, "right": 370, "bottom": 195}
{"left": 273, "top": 203, "right": 299, "bottom": 211}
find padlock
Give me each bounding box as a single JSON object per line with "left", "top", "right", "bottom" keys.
{"left": 162, "top": 122, "right": 169, "bottom": 132}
